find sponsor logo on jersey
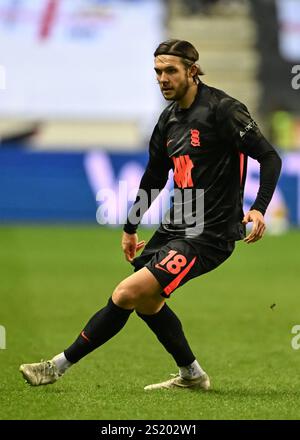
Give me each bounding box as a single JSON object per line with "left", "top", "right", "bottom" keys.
{"left": 172, "top": 155, "right": 194, "bottom": 188}
{"left": 190, "top": 129, "right": 201, "bottom": 147}
{"left": 240, "top": 120, "right": 256, "bottom": 138}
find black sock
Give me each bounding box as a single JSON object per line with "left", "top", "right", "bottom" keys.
{"left": 137, "top": 304, "right": 195, "bottom": 367}
{"left": 64, "top": 297, "right": 133, "bottom": 363}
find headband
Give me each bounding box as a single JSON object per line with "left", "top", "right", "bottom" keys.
{"left": 157, "top": 51, "right": 197, "bottom": 63}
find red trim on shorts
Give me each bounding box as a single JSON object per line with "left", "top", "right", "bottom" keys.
{"left": 163, "top": 256, "right": 197, "bottom": 296}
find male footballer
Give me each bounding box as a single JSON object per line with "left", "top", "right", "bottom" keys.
{"left": 20, "top": 39, "right": 282, "bottom": 390}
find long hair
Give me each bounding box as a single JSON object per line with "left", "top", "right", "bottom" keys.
{"left": 154, "top": 39, "right": 204, "bottom": 81}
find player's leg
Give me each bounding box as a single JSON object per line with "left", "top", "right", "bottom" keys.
{"left": 60, "top": 231, "right": 172, "bottom": 367}
{"left": 137, "top": 239, "right": 234, "bottom": 390}
{"left": 120, "top": 232, "right": 208, "bottom": 388}
{"left": 136, "top": 301, "right": 210, "bottom": 390}
{"left": 19, "top": 229, "right": 167, "bottom": 387}
{"left": 113, "top": 269, "right": 209, "bottom": 390}
{"left": 19, "top": 268, "right": 162, "bottom": 386}
{"left": 19, "top": 264, "right": 206, "bottom": 389}
{"left": 134, "top": 243, "right": 208, "bottom": 390}
{"left": 63, "top": 268, "right": 164, "bottom": 363}
{"left": 19, "top": 236, "right": 232, "bottom": 390}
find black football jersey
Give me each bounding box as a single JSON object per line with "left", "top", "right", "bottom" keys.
{"left": 125, "top": 82, "right": 281, "bottom": 242}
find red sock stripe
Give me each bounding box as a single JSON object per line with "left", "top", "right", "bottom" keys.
{"left": 163, "top": 257, "right": 197, "bottom": 296}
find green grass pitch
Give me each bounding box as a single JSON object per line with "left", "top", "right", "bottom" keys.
{"left": 0, "top": 226, "right": 299, "bottom": 420}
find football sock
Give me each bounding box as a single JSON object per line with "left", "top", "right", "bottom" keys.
{"left": 179, "top": 359, "right": 205, "bottom": 380}
{"left": 52, "top": 352, "right": 72, "bottom": 375}
{"left": 137, "top": 303, "right": 196, "bottom": 367}
{"left": 64, "top": 297, "right": 133, "bottom": 363}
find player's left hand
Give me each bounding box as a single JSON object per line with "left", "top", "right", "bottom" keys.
{"left": 242, "top": 209, "right": 266, "bottom": 244}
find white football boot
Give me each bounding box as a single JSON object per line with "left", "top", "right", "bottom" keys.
{"left": 19, "top": 360, "right": 62, "bottom": 386}
{"left": 144, "top": 372, "right": 210, "bottom": 391}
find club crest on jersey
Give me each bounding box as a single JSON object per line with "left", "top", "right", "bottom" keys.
{"left": 190, "top": 129, "right": 201, "bottom": 147}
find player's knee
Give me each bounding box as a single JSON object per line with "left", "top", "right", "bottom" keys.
{"left": 112, "top": 281, "right": 142, "bottom": 309}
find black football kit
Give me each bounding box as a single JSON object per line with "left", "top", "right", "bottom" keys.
{"left": 124, "top": 82, "right": 282, "bottom": 297}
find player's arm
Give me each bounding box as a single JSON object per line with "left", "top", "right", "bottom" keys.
{"left": 241, "top": 143, "right": 281, "bottom": 244}
{"left": 218, "top": 99, "right": 282, "bottom": 243}
{"left": 122, "top": 123, "right": 171, "bottom": 262}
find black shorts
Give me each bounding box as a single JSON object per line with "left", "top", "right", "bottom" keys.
{"left": 132, "top": 230, "right": 235, "bottom": 298}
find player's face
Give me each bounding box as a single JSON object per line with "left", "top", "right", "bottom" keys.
{"left": 154, "top": 55, "right": 192, "bottom": 101}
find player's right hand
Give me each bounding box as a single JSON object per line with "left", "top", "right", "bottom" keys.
{"left": 121, "top": 232, "right": 145, "bottom": 263}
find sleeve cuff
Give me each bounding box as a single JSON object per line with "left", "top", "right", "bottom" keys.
{"left": 250, "top": 205, "right": 265, "bottom": 216}
{"left": 123, "top": 223, "right": 138, "bottom": 234}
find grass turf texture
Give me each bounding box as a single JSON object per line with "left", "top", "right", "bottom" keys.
{"left": 0, "top": 226, "right": 299, "bottom": 420}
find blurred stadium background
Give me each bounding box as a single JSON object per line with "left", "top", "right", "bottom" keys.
{"left": 0, "top": 0, "right": 299, "bottom": 420}
{"left": 0, "top": 0, "right": 299, "bottom": 228}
